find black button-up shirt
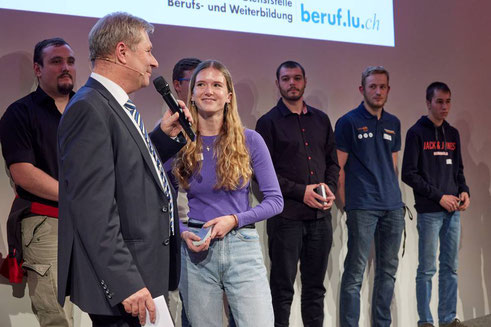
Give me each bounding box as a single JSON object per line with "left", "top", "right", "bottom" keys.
{"left": 0, "top": 86, "right": 74, "bottom": 207}
{"left": 256, "top": 98, "right": 339, "bottom": 220}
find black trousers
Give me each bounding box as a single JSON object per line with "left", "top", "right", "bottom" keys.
{"left": 89, "top": 313, "right": 140, "bottom": 327}
{"left": 267, "top": 215, "right": 333, "bottom": 327}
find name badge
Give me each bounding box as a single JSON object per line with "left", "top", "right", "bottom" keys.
{"left": 446, "top": 158, "right": 452, "bottom": 165}
{"left": 383, "top": 133, "right": 392, "bottom": 141}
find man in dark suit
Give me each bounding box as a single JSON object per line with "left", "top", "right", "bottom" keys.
{"left": 57, "top": 12, "right": 189, "bottom": 326}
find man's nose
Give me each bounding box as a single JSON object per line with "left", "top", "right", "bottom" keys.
{"left": 61, "top": 61, "right": 69, "bottom": 72}
{"left": 151, "top": 53, "right": 158, "bottom": 68}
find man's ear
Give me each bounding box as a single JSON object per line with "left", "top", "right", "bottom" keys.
{"left": 33, "top": 62, "right": 42, "bottom": 78}
{"left": 115, "top": 42, "right": 128, "bottom": 64}
{"left": 173, "top": 79, "right": 181, "bottom": 94}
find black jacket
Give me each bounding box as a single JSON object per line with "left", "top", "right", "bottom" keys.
{"left": 402, "top": 116, "right": 469, "bottom": 213}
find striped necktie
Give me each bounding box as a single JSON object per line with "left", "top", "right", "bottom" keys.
{"left": 124, "top": 99, "right": 174, "bottom": 235}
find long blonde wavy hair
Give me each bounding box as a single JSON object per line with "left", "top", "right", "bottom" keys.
{"left": 173, "top": 60, "right": 252, "bottom": 191}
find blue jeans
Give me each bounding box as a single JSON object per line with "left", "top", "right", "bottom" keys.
{"left": 416, "top": 211, "right": 460, "bottom": 325}
{"left": 180, "top": 225, "right": 274, "bottom": 327}
{"left": 180, "top": 291, "right": 191, "bottom": 327}
{"left": 180, "top": 292, "right": 236, "bottom": 327}
{"left": 340, "top": 208, "right": 405, "bottom": 327}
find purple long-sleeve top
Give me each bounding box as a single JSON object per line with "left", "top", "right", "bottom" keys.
{"left": 179, "top": 129, "right": 283, "bottom": 233}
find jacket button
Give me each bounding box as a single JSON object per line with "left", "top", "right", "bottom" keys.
{"left": 163, "top": 238, "right": 170, "bottom": 246}
{"left": 103, "top": 285, "right": 107, "bottom": 290}
{"left": 162, "top": 206, "right": 168, "bottom": 213}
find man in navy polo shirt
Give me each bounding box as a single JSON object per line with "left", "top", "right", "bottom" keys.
{"left": 335, "top": 66, "right": 405, "bottom": 327}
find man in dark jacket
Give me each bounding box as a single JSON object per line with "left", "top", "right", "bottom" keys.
{"left": 57, "top": 12, "right": 189, "bottom": 326}
{"left": 402, "top": 81, "right": 470, "bottom": 327}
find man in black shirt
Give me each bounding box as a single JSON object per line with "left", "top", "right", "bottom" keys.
{"left": 0, "top": 38, "right": 76, "bottom": 326}
{"left": 256, "top": 61, "right": 339, "bottom": 327}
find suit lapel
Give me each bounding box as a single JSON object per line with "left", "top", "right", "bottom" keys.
{"left": 85, "top": 78, "right": 165, "bottom": 193}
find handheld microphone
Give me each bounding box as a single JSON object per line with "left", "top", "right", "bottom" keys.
{"left": 153, "top": 76, "right": 196, "bottom": 141}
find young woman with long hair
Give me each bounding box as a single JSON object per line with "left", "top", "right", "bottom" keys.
{"left": 173, "top": 60, "right": 283, "bottom": 327}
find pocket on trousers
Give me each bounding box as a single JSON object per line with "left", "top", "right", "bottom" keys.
{"left": 22, "top": 216, "right": 48, "bottom": 247}
{"left": 23, "top": 262, "right": 51, "bottom": 276}
{"left": 234, "top": 228, "right": 259, "bottom": 242}
{"left": 23, "top": 263, "right": 60, "bottom": 313}
{"left": 182, "top": 230, "right": 209, "bottom": 264}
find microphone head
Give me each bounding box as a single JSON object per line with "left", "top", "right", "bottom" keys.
{"left": 153, "top": 76, "right": 170, "bottom": 95}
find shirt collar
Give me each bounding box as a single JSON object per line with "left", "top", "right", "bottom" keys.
{"left": 32, "top": 85, "right": 75, "bottom": 105}
{"left": 356, "top": 101, "right": 386, "bottom": 120}
{"left": 31, "top": 86, "right": 75, "bottom": 115}
{"left": 91, "top": 72, "right": 129, "bottom": 107}
{"left": 277, "top": 98, "right": 311, "bottom": 117}
{"left": 32, "top": 86, "right": 53, "bottom": 105}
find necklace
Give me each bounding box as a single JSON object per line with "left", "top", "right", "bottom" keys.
{"left": 205, "top": 146, "right": 211, "bottom": 152}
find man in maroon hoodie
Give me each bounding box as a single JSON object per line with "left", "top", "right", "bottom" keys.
{"left": 402, "top": 82, "right": 470, "bottom": 327}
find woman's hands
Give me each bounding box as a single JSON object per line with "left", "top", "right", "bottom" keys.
{"left": 204, "top": 215, "right": 237, "bottom": 239}
{"left": 181, "top": 230, "right": 210, "bottom": 253}
{"left": 182, "top": 215, "right": 238, "bottom": 252}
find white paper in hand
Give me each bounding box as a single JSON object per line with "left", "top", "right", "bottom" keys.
{"left": 145, "top": 295, "right": 174, "bottom": 327}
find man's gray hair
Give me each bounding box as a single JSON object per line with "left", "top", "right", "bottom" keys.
{"left": 361, "top": 66, "right": 389, "bottom": 87}
{"left": 89, "top": 12, "right": 154, "bottom": 62}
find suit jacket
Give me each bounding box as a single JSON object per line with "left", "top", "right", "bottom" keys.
{"left": 57, "top": 77, "right": 184, "bottom": 315}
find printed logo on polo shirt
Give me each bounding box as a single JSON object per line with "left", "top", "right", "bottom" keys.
{"left": 357, "top": 126, "right": 372, "bottom": 140}
{"left": 383, "top": 128, "right": 395, "bottom": 141}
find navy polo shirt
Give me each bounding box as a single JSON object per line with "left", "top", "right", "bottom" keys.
{"left": 335, "top": 102, "right": 403, "bottom": 211}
